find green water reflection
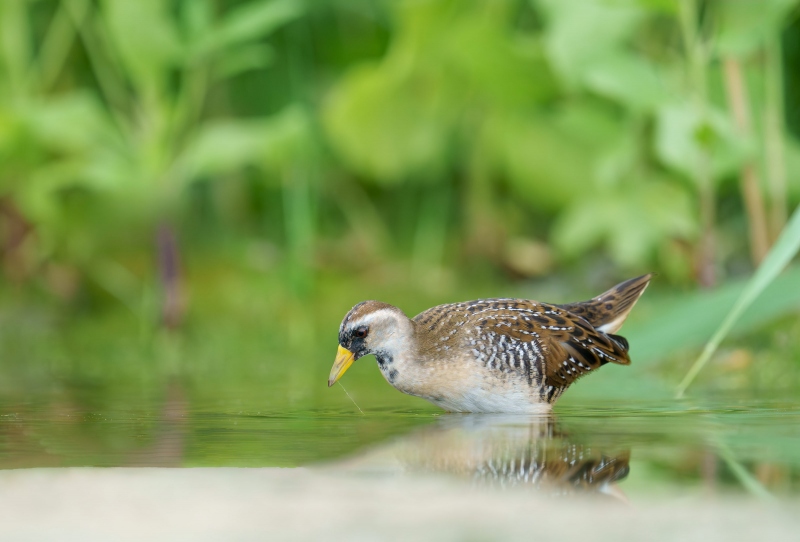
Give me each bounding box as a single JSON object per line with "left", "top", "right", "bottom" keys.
{"left": 2, "top": 386, "right": 799, "bottom": 500}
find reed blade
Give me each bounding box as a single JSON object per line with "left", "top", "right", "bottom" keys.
{"left": 676, "top": 204, "right": 800, "bottom": 397}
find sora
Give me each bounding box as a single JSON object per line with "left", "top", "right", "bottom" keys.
{"left": 328, "top": 274, "right": 651, "bottom": 413}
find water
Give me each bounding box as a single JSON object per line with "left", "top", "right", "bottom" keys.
{"left": 2, "top": 390, "right": 799, "bottom": 500}
{"left": 2, "top": 388, "right": 800, "bottom": 540}
{"left": 2, "top": 290, "right": 800, "bottom": 537}
{"left": 6, "top": 261, "right": 800, "bottom": 538}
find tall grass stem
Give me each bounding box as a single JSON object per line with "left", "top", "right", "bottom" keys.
{"left": 679, "top": 0, "right": 716, "bottom": 287}
{"left": 723, "top": 57, "right": 769, "bottom": 265}
{"left": 764, "top": 36, "right": 788, "bottom": 240}
{"left": 676, "top": 204, "right": 800, "bottom": 397}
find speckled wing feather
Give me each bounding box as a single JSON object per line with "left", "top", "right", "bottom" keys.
{"left": 533, "top": 306, "right": 630, "bottom": 392}
{"left": 414, "top": 298, "right": 633, "bottom": 403}
{"left": 465, "top": 300, "right": 629, "bottom": 399}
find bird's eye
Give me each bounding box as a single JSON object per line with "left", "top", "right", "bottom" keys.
{"left": 355, "top": 326, "right": 368, "bottom": 338}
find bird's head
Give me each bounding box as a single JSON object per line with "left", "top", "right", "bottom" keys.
{"left": 328, "top": 301, "right": 412, "bottom": 387}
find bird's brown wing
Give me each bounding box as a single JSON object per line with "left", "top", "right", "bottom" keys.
{"left": 535, "top": 305, "right": 630, "bottom": 393}
{"left": 464, "top": 300, "right": 630, "bottom": 400}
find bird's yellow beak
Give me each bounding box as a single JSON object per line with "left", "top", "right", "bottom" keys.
{"left": 328, "top": 345, "right": 355, "bottom": 387}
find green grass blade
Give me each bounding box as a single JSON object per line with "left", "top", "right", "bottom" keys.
{"left": 676, "top": 204, "right": 800, "bottom": 397}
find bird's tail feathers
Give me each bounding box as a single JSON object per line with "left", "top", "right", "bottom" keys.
{"left": 557, "top": 274, "right": 653, "bottom": 335}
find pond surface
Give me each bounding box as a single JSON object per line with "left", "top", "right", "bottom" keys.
{"left": 2, "top": 388, "right": 800, "bottom": 540}
{"left": 2, "top": 390, "right": 799, "bottom": 501}
{"left": 4, "top": 264, "right": 800, "bottom": 538}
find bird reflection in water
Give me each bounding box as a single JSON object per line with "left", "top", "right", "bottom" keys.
{"left": 348, "top": 414, "right": 631, "bottom": 502}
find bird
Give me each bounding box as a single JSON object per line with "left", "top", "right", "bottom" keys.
{"left": 328, "top": 274, "right": 652, "bottom": 413}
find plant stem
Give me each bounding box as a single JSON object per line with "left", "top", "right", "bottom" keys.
{"left": 679, "top": 0, "right": 716, "bottom": 287}
{"left": 0, "top": 196, "right": 33, "bottom": 281}
{"left": 157, "top": 223, "right": 184, "bottom": 330}
{"left": 696, "top": 184, "right": 716, "bottom": 288}
{"left": 723, "top": 57, "right": 770, "bottom": 265}
{"left": 282, "top": 167, "right": 314, "bottom": 296}
{"left": 764, "top": 35, "right": 788, "bottom": 240}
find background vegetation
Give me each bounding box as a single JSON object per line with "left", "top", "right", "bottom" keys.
{"left": 1, "top": 0, "right": 800, "bottom": 441}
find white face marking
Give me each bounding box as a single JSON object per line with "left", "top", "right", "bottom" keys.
{"left": 356, "top": 308, "right": 411, "bottom": 355}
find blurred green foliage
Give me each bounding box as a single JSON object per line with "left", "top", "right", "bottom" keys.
{"left": 0, "top": 0, "right": 316, "bottom": 302}
{"left": 0, "top": 0, "right": 798, "bottom": 303}
{"left": 324, "top": 0, "right": 800, "bottom": 282}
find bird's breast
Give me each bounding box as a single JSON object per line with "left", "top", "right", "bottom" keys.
{"left": 374, "top": 351, "right": 549, "bottom": 413}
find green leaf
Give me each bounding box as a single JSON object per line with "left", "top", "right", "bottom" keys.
{"left": 181, "top": 0, "right": 213, "bottom": 41}
{"left": 0, "top": 0, "right": 32, "bottom": 91}
{"left": 584, "top": 52, "right": 667, "bottom": 111}
{"left": 552, "top": 177, "right": 696, "bottom": 267}
{"left": 714, "top": 0, "right": 798, "bottom": 56}
{"left": 441, "top": 16, "right": 558, "bottom": 108}
{"left": 202, "top": 0, "right": 303, "bottom": 54}
{"left": 217, "top": 44, "right": 275, "bottom": 78}
{"left": 102, "top": 0, "right": 182, "bottom": 89}
{"left": 632, "top": 0, "right": 678, "bottom": 13}
{"left": 676, "top": 203, "right": 800, "bottom": 397}
{"left": 323, "top": 63, "right": 455, "bottom": 183}
{"left": 183, "top": 121, "right": 272, "bottom": 177}
{"left": 535, "top": 0, "right": 644, "bottom": 87}
{"left": 27, "top": 93, "right": 115, "bottom": 152}
{"left": 488, "top": 100, "right": 631, "bottom": 211}
{"left": 488, "top": 113, "right": 595, "bottom": 211}
{"left": 181, "top": 105, "right": 312, "bottom": 180}
{"left": 654, "top": 102, "right": 749, "bottom": 183}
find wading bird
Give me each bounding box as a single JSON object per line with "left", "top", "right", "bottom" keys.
{"left": 329, "top": 275, "right": 651, "bottom": 413}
